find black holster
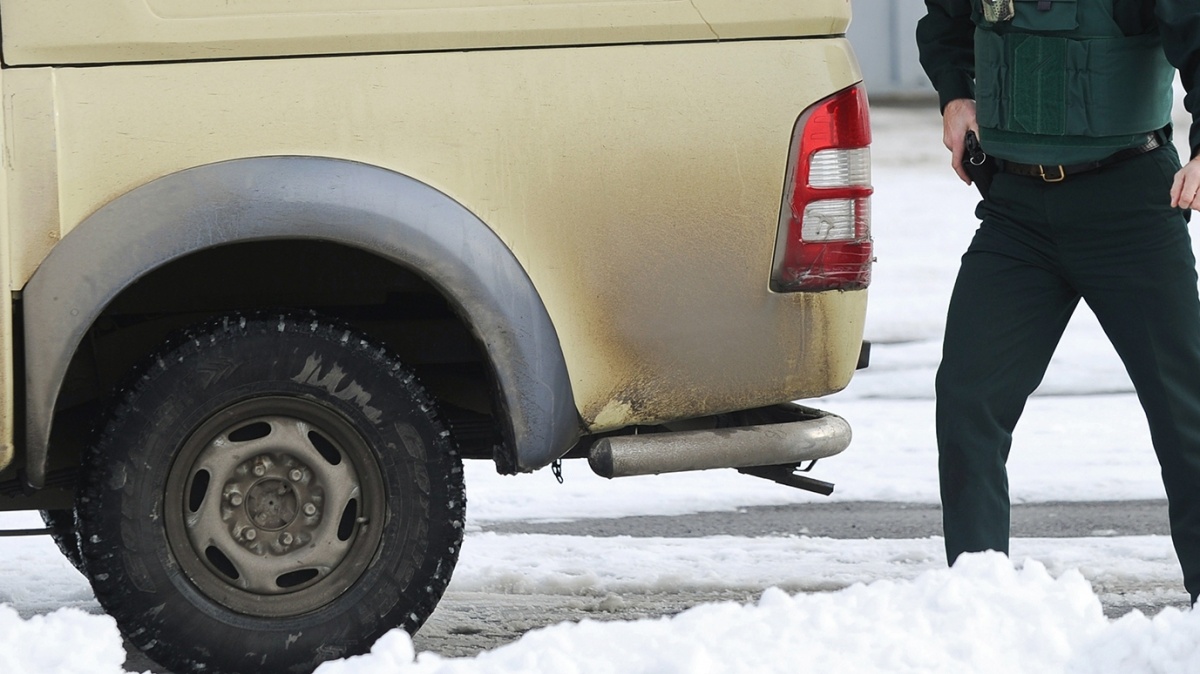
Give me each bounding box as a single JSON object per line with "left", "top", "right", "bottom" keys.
{"left": 962, "top": 130, "right": 998, "bottom": 200}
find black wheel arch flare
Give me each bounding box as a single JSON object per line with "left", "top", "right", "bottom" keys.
{"left": 21, "top": 156, "right": 582, "bottom": 487}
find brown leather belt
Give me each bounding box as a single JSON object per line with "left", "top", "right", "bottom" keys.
{"left": 1000, "top": 135, "right": 1162, "bottom": 182}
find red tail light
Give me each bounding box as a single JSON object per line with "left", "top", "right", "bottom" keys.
{"left": 771, "top": 83, "right": 873, "bottom": 292}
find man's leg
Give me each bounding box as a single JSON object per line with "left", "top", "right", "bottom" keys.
{"left": 1068, "top": 150, "right": 1200, "bottom": 601}
{"left": 937, "top": 199, "right": 1078, "bottom": 565}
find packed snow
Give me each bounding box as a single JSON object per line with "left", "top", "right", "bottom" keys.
{"left": 2, "top": 97, "right": 1198, "bottom": 673}
{"left": 318, "top": 555, "right": 1200, "bottom": 674}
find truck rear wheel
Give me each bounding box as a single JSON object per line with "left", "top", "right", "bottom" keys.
{"left": 40, "top": 509, "right": 84, "bottom": 572}
{"left": 77, "top": 313, "right": 465, "bottom": 674}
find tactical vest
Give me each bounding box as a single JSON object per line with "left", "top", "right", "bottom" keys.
{"left": 973, "top": 0, "right": 1175, "bottom": 164}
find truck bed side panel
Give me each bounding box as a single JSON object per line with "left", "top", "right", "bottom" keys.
{"left": 11, "top": 38, "right": 866, "bottom": 433}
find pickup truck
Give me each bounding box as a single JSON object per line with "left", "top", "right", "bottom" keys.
{"left": 0, "top": 1, "right": 871, "bottom": 672}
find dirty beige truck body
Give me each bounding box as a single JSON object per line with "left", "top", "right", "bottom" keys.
{"left": 0, "top": 1, "right": 871, "bottom": 672}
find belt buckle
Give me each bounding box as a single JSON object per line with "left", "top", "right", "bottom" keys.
{"left": 1039, "top": 165, "right": 1066, "bottom": 183}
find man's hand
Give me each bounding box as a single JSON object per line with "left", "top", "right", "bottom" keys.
{"left": 1171, "top": 156, "right": 1200, "bottom": 211}
{"left": 943, "top": 98, "right": 979, "bottom": 185}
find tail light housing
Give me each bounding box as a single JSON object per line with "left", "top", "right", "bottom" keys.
{"left": 771, "top": 83, "right": 873, "bottom": 292}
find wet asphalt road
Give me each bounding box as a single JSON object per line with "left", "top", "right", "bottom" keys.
{"left": 480, "top": 499, "right": 1174, "bottom": 540}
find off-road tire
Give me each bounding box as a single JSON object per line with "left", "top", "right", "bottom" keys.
{"left": 40, "top": 509, "right": 85, "bottom": 573}
{"left": 77, "top": 312, "right": 465, "bottom": 674}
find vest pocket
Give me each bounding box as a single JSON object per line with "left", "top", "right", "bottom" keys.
{"left": 1009, "top": 33, "right": 1068, "bottom": 135}
{"left": 1011, "top": 0, "right": 1078, "bottom": 32}
{"left": 974, "top": 29, "right": 1006, "bottom": 131}
{"left": 1081, "top": 34, "right": 1176, "bottom": 137}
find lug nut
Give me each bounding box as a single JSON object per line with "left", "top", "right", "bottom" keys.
{"left": 253, "top": 464, "right": 267, "bottom": 477}
{"left": 303, "top": 503, "right": 317, "bottom": 516}
{"left": 281, "top": 532, "right": 294, "bottom": 545}
{"left": 289, "top": 469, "right": 304, "bottom": 482}
{"left": 229, "top": 493, "right": 244, "bottom": 507}
{"left": 244, "top": 529, "right": 257, "bottom": 541}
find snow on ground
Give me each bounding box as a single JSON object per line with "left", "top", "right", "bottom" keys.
{"left": 0, "top": 521, "right": 1184, "bottom": 623}
{"left": 318, "top": 554, "right": 1200, "bottom": 674}
{"left": 449, "top": 533, "right": 1183, "bottom": 598}
{"left": 4, "top": 99, "right": 1200, "bottom": 672}
{"left": 0, "top": 605, "right": 128, "bottom": 674}
{"left": 2, "top": 534, "right": 1191, "bottom": 674}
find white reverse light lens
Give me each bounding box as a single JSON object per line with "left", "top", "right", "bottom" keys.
{"left": 808, "top": 147, "right": 871, "bottom": 188}
{"left": 801, "top": 200, "right": 855, "bottom": 240}
{"left": 801, "top": 198, "right": 869, "bottom": 241}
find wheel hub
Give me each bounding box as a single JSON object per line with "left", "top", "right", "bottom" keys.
{"left": 164, "top": 397, "right": 385, "bottom": 617}
{"left": 223, "top": 454, "right": 323, "bottom": 555}
{"left": 245, "top": 477, "right": 298, "bottom": 531}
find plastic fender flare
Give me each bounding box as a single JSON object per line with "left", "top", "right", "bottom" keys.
{"left": 22, "top": 156, "right": 580, "bottom": 487}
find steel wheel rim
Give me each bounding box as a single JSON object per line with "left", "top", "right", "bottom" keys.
{"left": 164, "top": 395, "right": 386, "bottom": 617}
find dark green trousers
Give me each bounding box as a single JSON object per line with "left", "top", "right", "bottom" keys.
{"left": 936, "top": 145, "right": 1200, "bottom": 601}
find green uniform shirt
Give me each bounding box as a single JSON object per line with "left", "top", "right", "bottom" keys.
{"left": 917, "top": 0, "right": 1200, "bottom": 160}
